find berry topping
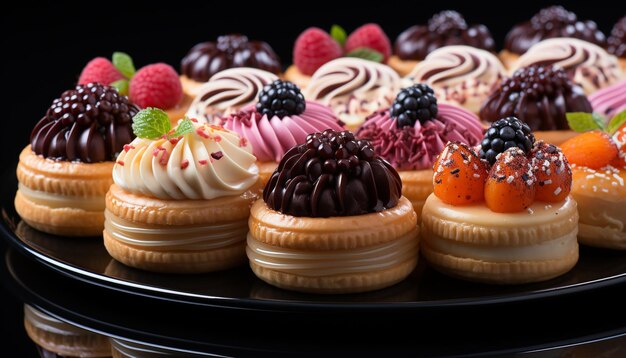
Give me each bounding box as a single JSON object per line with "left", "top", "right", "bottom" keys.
{"left": 433, "top": 142, "right": 488, "bottom": 205}
{"left": 428, "top": 10, "right": 468, "bottom": 33}
{"left": 531, "top": 141, "right": 572, "bottom": 202}
{"left": 608, "top": 16, "right": 626, "bottom": 58}
{"left": 30, "top": 83, "right": 139, "bottom": 163}
{"left": 389, "top": 84, "right": 438, "bottom": 128}
{"left": 263, "top": 129, "right": 401, "bottom": 217}
{"left": 345, "top": 23, "right": 392, "bottom": 62}
{"left": 479, "top": 117, "right": 535, "bottom": 165}
{"left": 560, "top": 130, "right": 618, "bottom": 169}
{"left": 484, "top": 148, "right": 536, "bottom": 213}
{"left": 129, "top": 63, "right": 183, "bottom": 110}
{"left": 78, "top": 57, "right": 124, "bottom": 86}
{"left": 531, "top": 6, "right": 577, "bottom": 28}
{"left": 480, "top": 65, "right": 591, "bottom": 131}
{"left": 293, "top": 28, "right": 343, "bottom": 76}
{"left": 181, "top": 34, "right": 281, "bottom": 82}
{"left": 255, "top": 80, "right": 306, "bottom": 119}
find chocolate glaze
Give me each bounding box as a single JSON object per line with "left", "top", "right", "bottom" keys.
{"left": 608, "top": 16, "right": 626, "bottom": 58}
{"left": 263, "top": 130, "right": 402, "bottom": 218}
{"left": 30, "top": 83, "right": 138, "bottom": 163}
{"left": 480, "top": 65, "right": 592, "bottom": 131}
{"left": 181, "top": 34, "right": 281, "bottom": 82}
{"left": 394, "top": 10, "right": 495, "bottom": 61}
{"left": 504, "top": 6, "right": 606, "bottom": 55}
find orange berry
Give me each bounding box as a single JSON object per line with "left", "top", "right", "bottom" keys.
{"left": 484, "top": 148, "right": 536, "bottom": 213}
{"left": 531, "top": 141, "right": 572, "bottom": 202}
{"left": 560, "top": 130, "right": 618, "bottom": 169}
{"left": 433, "top": 142, "right": 488, "bottom": 205}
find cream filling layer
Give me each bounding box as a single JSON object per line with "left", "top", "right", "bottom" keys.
{"left": 18, "top": 183, "right": 105, "bottom": 211}
{"left": 24, "top": 305, "right": 88, "bottom": 336}
{"left": 104, "top": 210, "right": 247, "bottom": 251}
{"left": 426, "top": 230, "right": 578, "bottom": 262}
{"left": 246, "top": 228, "right": 419, "bottom": 277}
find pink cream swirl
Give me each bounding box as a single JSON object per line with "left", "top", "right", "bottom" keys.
{"left": 356, "top": 103, "right": 484, "bottom": 171}
{"left": 222, "top": 101, "right": 344, "bottom": 163}
{"left": 588, "top": 79, "right": 626, "bottom": 119}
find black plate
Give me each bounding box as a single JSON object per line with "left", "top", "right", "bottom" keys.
{"left": 3, "top": 170, "right": 626, "bottom": 311}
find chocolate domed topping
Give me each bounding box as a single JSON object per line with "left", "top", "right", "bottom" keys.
{"left": 504, "top": 6, "right": 606, "bottom": 55}
{"left": 181, "top": 34, "right": 281, "bottom": 82}
{"left": 263, "top": 129, "right": 402, "bottom": 217}
{"left": 608, "top": 16, "right": 626, "bottom": 58}
{"left": 30, "top": 83, "right": 138, "bottom": 163}
{"left": 479, "top": 65, "right": 592, "bottom": 131}
{"left": 394, "top": 11, "right": 495, "bottom": 61}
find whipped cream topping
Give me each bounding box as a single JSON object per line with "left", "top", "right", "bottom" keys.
{"left": 304, "top": 58, "right": 401, "bottom": 128}
{"left": 589, "top": 79, "right": 626, "bottom": 119}
{"left": 186, "top": 67, "right": 278, "bottom": 123}
{"left": 406, "top": 45, "right": 506, "bottom": 114}
{"left": 222, "top": 101, "right": 344, "bottom": 163}
{"left": 357, "top": 103, "right": 483, "bottom": 171}
{"left": 113, "top": 120, "right": 258, "bottom": 200}
{"left": 512, "top": 38, "right": 624, "bottom": 94}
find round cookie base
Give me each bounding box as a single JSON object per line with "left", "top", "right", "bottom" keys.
{"left": 534, "top": 130, "right": 577, "bottom": 145}
{"left": 24, "top": 318, "right": 111, "bottom": 358}
{"left": 399, "top": 169, "right": 433, "bottom": 222}
{"left": 284, "top": 65, "right": 311, "bottom": 89}
{"left": 578, "top": 223, "right": 626, "bottom": 250}
{"left": 388, "top": 56, "right": 419, "bottom": 77}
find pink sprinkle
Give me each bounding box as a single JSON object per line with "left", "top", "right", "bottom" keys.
{"left": 169, "top": 137, "right": 180, "bottom": 145}
{"left": 123, "top": 144, "right": 135, "bottom": 152}
{"left": 181, "top": 159, "right": 189, "bottom": 169}
{"left": 190, "top": 118, "right": 198, "bottom": 123}
{"left": 117, "top": 160, "right": 124, "bottom": 166}
{"left": 214, "top": 135, "right": 222, "bottom": 142}
{"left": 196, "top": 127, "right": 210, "bottom": 138}
{"left": 211, "top": 151, "right": 224, "bottom": 160}
{"left": 198, "top": 159, "right": 208, "bottom": 165}
{"left": 239, "top": 137, "right": 248, "bottom": 147}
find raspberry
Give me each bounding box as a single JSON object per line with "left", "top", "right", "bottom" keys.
{"left": 345, "top": 23, "right": 392, "bottom": 62}
{"left": 78, "top": 57, "right": 124, "bottom": 86}
{"left": 293, "top": 28, "right": 342, "bottom": 76}
{"left": 129, "top": 63, "right": 183, "bottom": 110}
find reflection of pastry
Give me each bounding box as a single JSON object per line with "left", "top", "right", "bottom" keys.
{"left": 305, "top": 58, "right": 401, "bottom": 131}
{"left": 221, "top": 80, "right": 344, "bottom": 185}
{"left": 405, "top": 45, "right": 505, "bottom": 115}
{"left": 561, "top": 126, "right": 626, "bottom": 249}
{"left": 180, "top": 34, "right": 281, "bottom": 97}
{"left": 589, "top": 80, "right": 626, "bottom": 120}
{"left": 247, "top": 129, "right": 419, "bottom": 294}
{"left": 608, "top": 16, "right": 626, "bottom": 72}
{"left": 15, "top": 83, "right": 138, "bottom": 236}
{"left": 104, "top": 109, "right": 259, "bottom": 273}
{"left": 24, "top": 305, "right": 111, "bottom": 357}
{"left": 391, "top": 11, "right": 495, "bottom": 76}
{"left": 510, "top": 38, "right": 623, "bottom": 95}
{"left": 357, "top": 84, "right": 483, "bottom": 220}
{"left": 501, "top": 6, "right": 607, "bottom": 68}
{"left": 480, "top": 65, "right": 592, "bottom": 145}
{"left": 185, "top": 67, "right": 278, "bottom": 123}
{"left": 422, "top": 118, "right": 578, "bottom": 284}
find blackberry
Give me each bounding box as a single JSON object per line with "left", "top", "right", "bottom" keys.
{"left": 608, "top": 16, "right": 626, "bottom": 57}
{"left": 531, "top": 6, "right": 577, "bottom": 29}
{"left": 428, "top": 10, "right": 468, "bottom": 34}
{"left": 256, "top": 80, "right": 306, "bottom": 119}
{"left": 390, "top": 84, "right": 438, "bottom": 128}
{"left": 479, "top": 117, "right": 535, "bottom": 165}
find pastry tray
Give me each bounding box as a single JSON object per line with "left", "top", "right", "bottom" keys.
{"left": 3, "top": 171, "right": 626, "bottom": 312}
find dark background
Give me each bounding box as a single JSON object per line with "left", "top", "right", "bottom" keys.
{"left": 0, "top": 1, "right": 624, "bottom": 356}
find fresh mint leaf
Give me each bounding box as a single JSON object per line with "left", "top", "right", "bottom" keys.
{"left": 169, "top": 117, "right": 194, "bottom": 138}
{"left": 566, "top": 112, "right": 605, "bottom": 133}
{"left": 113, "top": 52, "right": 136, "bottom": 79}
{"left": 132, "top": 108, "right": 171, "bottom": 139}
{"left": 607, "top": 110, "right": 626, "bottom": 134}
{"left": 330, "top": 25, "right": 347, "bottom": 47}
{"left": 110, "top": 79, "right": 129, "bottom": 95}
{"left": 345, "top": 48, "right": 383, "bottom": 63}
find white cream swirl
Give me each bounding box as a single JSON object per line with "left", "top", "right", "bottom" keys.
{"left": 113, "top": 120, "right": 258, "bottom": 200}
{"left": 186, "top": 67, "right": 278, "bottom": 123}
{"left": 406, "top": 45, "right": 506, "bottom": 114}
{"left": 511, "top": 38, "right": 624, "bottom": 94}
{"left": 304, "top": 57, "right": 401, "bottom": 128}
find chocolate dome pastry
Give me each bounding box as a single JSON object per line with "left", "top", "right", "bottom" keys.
{"left": 608, "top": 16, "right": 626, "bottom": 72}
{"left": 480, "top": 65, "right": 592, "bottom": 145}
{"left": 390, "top": 10, "right": 495, "bottom": 76}
{"left": 501, "top": 6, "right": 606, "bottom": 67}
{"left": 180, "top": 34, "right": 281, "bottom": 96}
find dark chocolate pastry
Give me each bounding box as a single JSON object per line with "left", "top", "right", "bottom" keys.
{"left": 263, "top": 129, "right": 402, "bottom": 218}
{"left": 504, "top": 6, "right": 606, "bottom": 55}
{"left": 479, "top": 65, "right": 592, "bottom": 131}
{"left": 181, "top": 34, "right": 281, "bottom": 82}
{"left": 394, "top": 10, "right": 495, "bottom": 61}
{"left": 31, "top": 83, "right": 138, "bottom": 163}
{"left": 608, "top": 16, "right": 626, "bottom": 58}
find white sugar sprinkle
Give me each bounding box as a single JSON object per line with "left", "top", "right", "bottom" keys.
{"left": 554, "top": 187, "right": 562, "bottom": 196}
